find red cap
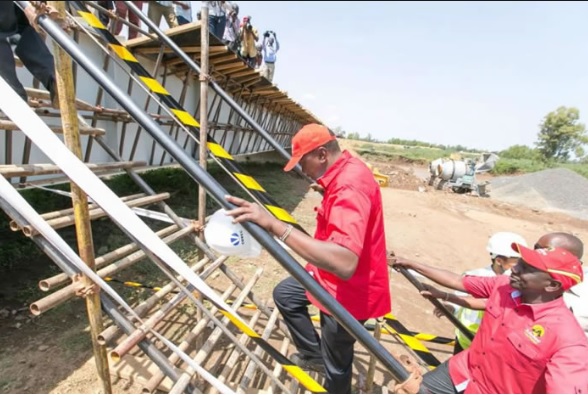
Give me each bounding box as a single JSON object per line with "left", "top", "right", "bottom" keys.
{"left": 283, "top": 124, "right": 336, "bottom": 172}
{"left": 512, "top": 243, "right": 583, "bottom": 290}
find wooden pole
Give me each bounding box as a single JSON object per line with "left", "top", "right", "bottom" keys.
{"left": 48, "top": 2, "right": 112, "bottom": 393}
{"left": 197, "top": 3, "right": 210, "bottom": 326}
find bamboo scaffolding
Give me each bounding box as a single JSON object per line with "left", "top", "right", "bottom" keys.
{"left": 29, "top": 225, "right": 194, "bottom": 315}
{"left": 208, "top": 307, "right": 265, "bottom": 394}
{"left": 50, "top": 2, "right": 111, "bottom": 390}
{"left": 109, "top": 263, "right": 224, "bottom": 361}
{"left": 237, "top": 305, "right": 282, "bottom": 393}
{"left": 98, "top": 256, "right": 210, "bottom": 346}
{"left": 0, "top": 161, "right": 146, "bottom": 178}
{"left": 0, "top": 119, "right": 105, "bottom": 136}
{"left": 168, "top": 268, "right": 291, "bottom": 394}
{"left": 142, "top": 283, "right": 239, "bottom": 393}
{"left": 9, "top": 193, "right": 145, "bottom": 231}
{"left": 22, "top": 192, "right": 170, "bottom": 236}
{"left": 0, "top": 194, "right": 187, "bottom": 391}
{"left": 39, "top": 223, "right": 178, "bottom": 291}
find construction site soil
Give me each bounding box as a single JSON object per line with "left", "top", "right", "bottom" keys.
{"left": 1, "top": 146, "right": 587, "bottom": 394}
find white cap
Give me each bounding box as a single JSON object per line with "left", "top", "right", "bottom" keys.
{"left": 486, "top": 231, "right": 528, "bottom": 258}
{"left": 204, "top": 209, "right": 262, "bottom": 258}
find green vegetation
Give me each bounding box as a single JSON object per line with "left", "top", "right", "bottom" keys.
{"left": 337, "top": 105, "right": 588, "bottom": 179}
{"left": 0, "top": 161, "right": 310, "bottom": 307}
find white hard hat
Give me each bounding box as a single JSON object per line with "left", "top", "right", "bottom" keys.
{"left": 204, "top": 209, "right": 262, "bottom": 258}
{"left": 486, "top": 232, "right": 528, "bottom": 258}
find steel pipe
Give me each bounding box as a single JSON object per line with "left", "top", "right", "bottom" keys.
{"left": 27, "top": 7, "right": 411, "bottom": 384}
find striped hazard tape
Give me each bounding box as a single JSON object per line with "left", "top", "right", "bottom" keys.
{"left": 69, "top": 1, "right": 302, "bottom": 232}
{"left": 382, "top": 313, "right": 441, "bottom": 370}
{"left": 58, "top": 4, "right": 324, "bottom": 392}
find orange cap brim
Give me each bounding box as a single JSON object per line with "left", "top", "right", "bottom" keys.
{"left": 283, "top": 155, "right": 302, "bottom": 172}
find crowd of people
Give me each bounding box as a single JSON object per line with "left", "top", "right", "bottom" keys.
{"left": 96, "top": 1, "right": 280, "bottom": 82}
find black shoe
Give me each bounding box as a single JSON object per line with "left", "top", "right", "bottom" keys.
{"left": 289, "top": 352, "right": 326, "bottom": 373}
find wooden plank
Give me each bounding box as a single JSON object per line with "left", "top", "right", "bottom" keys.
{"left": 0, "top": 119, "right": 105, "bottom": 136}
{"left": 213, "top": 62, "right": 245, "bottom": 72}
{"left": 0, "top": 161, "right": 147, "bottom": 177}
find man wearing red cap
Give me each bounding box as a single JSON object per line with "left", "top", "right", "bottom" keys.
{"left": 225, "top": 124, "right": 391, "bottom": 393}
{"left": 393, "top": 244, "right": 588, "bottom": 394}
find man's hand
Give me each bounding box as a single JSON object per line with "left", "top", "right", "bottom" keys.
{"left": 224, "top": 195, "right": 278, "bottom": 232}
{"left": 419, "top": 282, "right": 447, "bottom": 300}
{"left": 309, "top": 183, "right": 324, "bottom": 194}
{"left": 24, "top": 4, "right": 41, "bottom": 31}
{"left": 25, "top": 3, "right": 68, "bottom": 33}
{"left": 391, "top": 256, "right": 420, "bottom": 271}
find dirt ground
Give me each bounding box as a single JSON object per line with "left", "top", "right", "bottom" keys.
{"left": 1, "top": 146, "right": 587, "bottom": 394}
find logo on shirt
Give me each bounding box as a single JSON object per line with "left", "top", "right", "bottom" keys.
{"left": 524, "top": 324, "right": 545, "bottom": 344}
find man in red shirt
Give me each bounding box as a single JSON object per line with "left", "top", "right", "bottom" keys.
{"left": 225, "top": 124, "right": 391, "bottom": 393}
{"left": 393, "top": 244, "right": 588, "bottom": 394}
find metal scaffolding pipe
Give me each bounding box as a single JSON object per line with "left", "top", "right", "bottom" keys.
{"left": 23, "top": 193, "right": 170, "bottom": 236}
{"left": 30, "top": 226, "right": 194, "bottom": 315}
{"left": 28, "top": 7, "right": 411, "bottom": 384}
{"left": 40, "top": 224, "right": 178, "bottom": 291}
{"left": 122, "top": 0, "right": 311, "bottom": 183}
{"left": 97, "top": 256, "right": 213, "bottom": 346}
{"left": 0, "top": 196, "right": 186, "bottom": 391}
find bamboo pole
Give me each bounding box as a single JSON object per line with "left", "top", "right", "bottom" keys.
{"left": 9, "top": 193, "right": 145, "bottom": 232}
{"left": 30, "top": 226, "right": 195, "bottom": 315}
{"left": 39, "top": 224, "right": 178, "bottom": 291}
{"left": 197, "top": 1, "right": 210, "bottom": 334}
{"left": 49, "top": 2, "right": 111, "bottom": 392}
{"left": 0, "top": 161, "right": 146, "bottom": 178}
{"left": 23, "top": 193, "right": 170, "bottom": 236}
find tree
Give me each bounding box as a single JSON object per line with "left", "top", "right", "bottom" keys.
{"left": 333, "top": 126, "right": 346, "bottom": 139}
{"left": 535, "top": 106, "right": 588, "bottom": 161}
{"left": 499, "top": 144, "right": 540, "bottom": 160}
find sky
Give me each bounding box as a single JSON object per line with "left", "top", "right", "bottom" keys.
{"left": 197, "top": 1, "right": 588, "bottom": 152}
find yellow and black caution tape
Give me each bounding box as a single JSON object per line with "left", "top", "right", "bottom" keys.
{"left": 382, "top": 313, "right": 440, "bottom": 370}
{"left": 66, "top": 5, "right": 325, "bottom": 392}
{"left": 226, "top": 299, "right": 454, "bottom": 347}
{"left": 69, "top": 1, "right": 302, "bottom": 234}
{"left": 103, "top": 276, "right": 178, "bottom": 293}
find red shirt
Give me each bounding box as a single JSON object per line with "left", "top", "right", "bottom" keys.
{"left": 305, "top": 150, "right": 391, "bottom": 320}
{"left": 448, "top": 275, "right": 588, "bottom": 394}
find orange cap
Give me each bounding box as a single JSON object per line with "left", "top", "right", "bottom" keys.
{"left": 283, "top": 124, "right": 336, "bottom": 172}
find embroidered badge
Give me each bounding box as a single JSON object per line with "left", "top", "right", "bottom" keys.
{"left": 524, "top": 324, "right": 545, "bottom": 344}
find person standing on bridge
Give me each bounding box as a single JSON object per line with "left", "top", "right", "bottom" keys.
{"left": 224, "top": 123, "right": 391, "bottom": 394}
{"left": 0, "top": 2, "right": 58, "bottom": 108}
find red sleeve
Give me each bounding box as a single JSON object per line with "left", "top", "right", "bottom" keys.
{"left": 462, "top": 275, "right": 501, "bottom": 299}
{"left": 324, "top": 186, "right": 370, "bottom": 258}
{"left": 545, "top": 344, "right": 588, "bottom": 393}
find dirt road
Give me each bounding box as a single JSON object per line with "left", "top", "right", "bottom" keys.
{"left": 1, "top": 157, "right": 586, "bottom": 393}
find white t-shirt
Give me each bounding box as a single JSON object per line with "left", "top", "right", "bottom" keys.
{"left": 175, "top": 2, "right": 192, "bottom": 22}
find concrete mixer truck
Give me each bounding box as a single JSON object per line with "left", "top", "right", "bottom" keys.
{"left": 427, "top": 153, "right": 498, "bottom": 195}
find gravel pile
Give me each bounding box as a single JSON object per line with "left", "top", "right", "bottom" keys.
{"left": 489, "top": 168, "right": 588, "bottom": 220}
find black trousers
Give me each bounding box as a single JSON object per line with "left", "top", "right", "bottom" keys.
{"left": 0, "top": 3, "right": 55, "bottom": 102}
{"left": 273, "top": 277, "right": 363, "bottom": 394}
{"left": 419, "top": 361, "right": 460, "bottom": 394}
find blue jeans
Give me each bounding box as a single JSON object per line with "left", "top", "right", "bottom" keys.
{"left": 177, "top": 15, "right": 191, "bottom": 26}
{"left": 208, "top": 14, "right": 226, "bottom": 39}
